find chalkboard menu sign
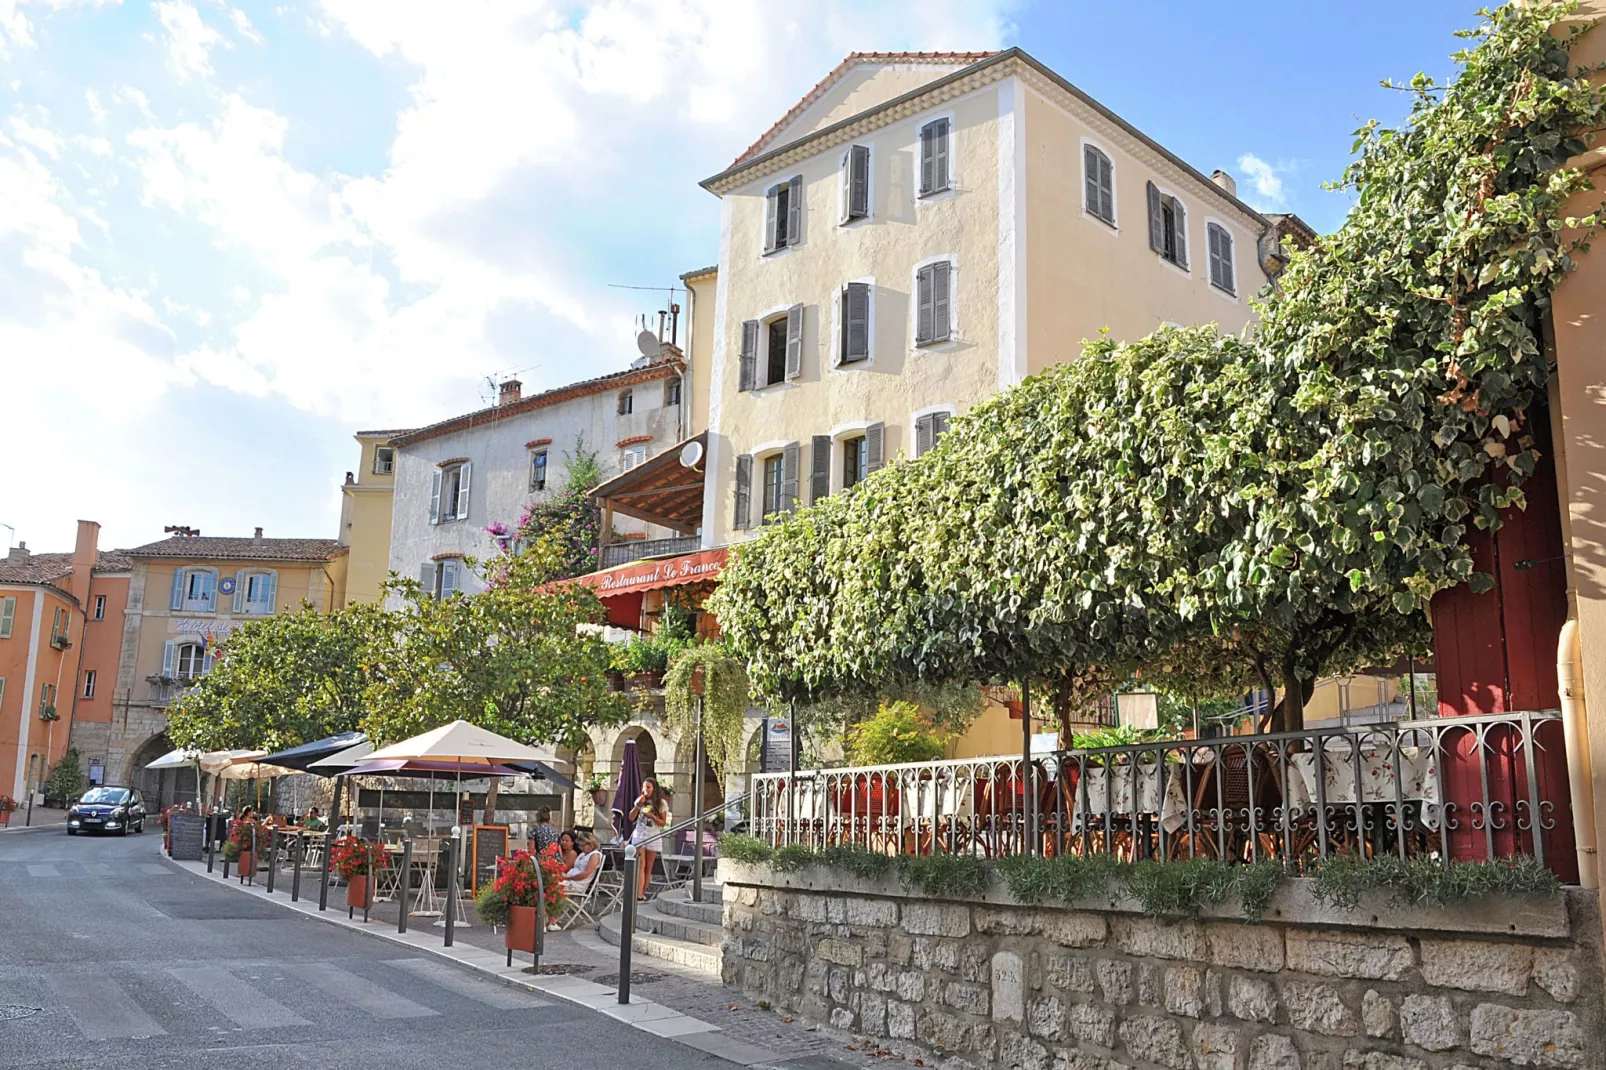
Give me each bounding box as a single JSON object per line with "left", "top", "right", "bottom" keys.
{"left": 168, "top": 813, "right": 205, "bottom": 861}
{"left": 471, "top": 825, "right": 509, "bottom": 894}
{"left": 458, "top": 797, "right": 475, "bottom": 827}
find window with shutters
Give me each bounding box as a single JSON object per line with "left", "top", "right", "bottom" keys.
{"left": 420, "top": 559, "right": 461, "bottom": 599}
{"left": 93, "top": 595, "right": 106, "bottom": 621}
{"left": 842, "top": 435, "right": 868, "bottom": 490}
{"left": 373, "top": 446, "right": 395, "bottom": 474}
{"left": 173, "top": 568, "right": 219, "bottom": 613}
{"left": 240, "top": 570, "right": 277, "bottom": 615}
{"left": 766, "top": 317, "right": 788, "bottom": 386}
{"left": 1083, "top": 143, "right": 1115, "bottom": 227}
{"left": 761, "top": 454, "right": 786, "bottom": 520}
{"left": 617, "top": 389, "right": 634, "bottom": 415}
{"left": 914, "top": 409, "right": 953, "bottom": 457}
{"left": 1146, "top": 181, "right": 1189, "bottom": 269}
{"left": 530, "top": 449, "right": 548, "bottom": 491}
{"left": 837, "top": 281, "right": 872, "bottom": 365}
{"left": 763, "top": 175, "right": 804, "bottom": 254}
{"left": 841, "top": 144, "right": 871, "bottom": 223}
{"left": 174, "top": 641, "right": 207, "bottom": 681}
{"left": 1206, "top": 221, "right": 1236, "bottom": 295}
{"left": 621, "top": 445, "right": 648, "bottom": 472}
{"left": 82, "top": 670, "right": 96, "bottom": 700}
{"left": 0, "top": 596, "right": 14, "bottom": 639}
{"left": 431, "top": 462, "right": 471, "bottom": 524}
{"left": 914, "top": 258, "right": 955, "bottom": 347}
{"left": 918, "top": 116, "right": 952, "bottom": 198}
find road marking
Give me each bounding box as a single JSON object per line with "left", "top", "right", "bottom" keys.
{"left": 84, "top": 863, "right": 115, "bottom": 877}
{"left": 382, "top": 958, "right": 552, "bottom": 1009}
{"left": 47, "top": 975, "right": 167, "bottom": 1040}
{"left": 136, "top": 863, "right": 170, "bottom": 875}
{"left": 286, "top": 962, "right": 439, "bottom": 1019}
{"left": 26, "top": 864, "right": 57, "bottom": 878}
{"left": 167, "top": 967, "right": 310, "bottom": 1029}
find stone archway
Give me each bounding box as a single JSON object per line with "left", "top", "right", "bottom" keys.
{"left": 129, "top": 733, "right": 198, "bottom": 810}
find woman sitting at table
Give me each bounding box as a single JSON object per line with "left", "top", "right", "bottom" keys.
{"left": 561, "top": 833, "right": 602, "bottom": 894}
{"left": 557, "top": 830, "right": 578, "bottom": 871}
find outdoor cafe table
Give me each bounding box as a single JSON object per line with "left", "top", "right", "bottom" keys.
{"left": 1285, "top": 740, "right": 1443, "bottom": 829}
{"left": 1065, "top": 759, "right": 1191, "bottom": 834}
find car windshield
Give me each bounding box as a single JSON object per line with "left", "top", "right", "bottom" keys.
{"left": 79, "top": 788, "right": 129, "bottom": 804}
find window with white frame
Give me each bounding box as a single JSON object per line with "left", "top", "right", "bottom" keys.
{"left": 838, "top": 282, "right": 871, "bottom": 365}
{"left": 82, "top": 670, "right": 96, "bottom": 700}
{"left": 1146, "top": 182, "right": 1188, "bottom": 268}
{"left": 429, "top": 461, "right": 472, "bottom": 524}
{"left": 373, "top": 446, "right": 395, "bottom": 474}
{"left": 1084, "top": 145, "right": 1115, "bottom": 226}
{"left": 841, "top": 435, "right": 868, "bottom": 490}
{"left": 529, "top": 449, "right": 548, "bottom": 491}
{"left": 739, "top": 305, "right": 803, "bottom": 390}
{"left": 237, "top": 570, "right": 277, "bottom": 615}
{"left": 918, "top": 118, "right": 951, "bottom": 197}
{"left": 169, "top": 640, "right": 207, "bottom": 681}
{"left": 93, "top": 595, "right": 106, "bottom": 621}
{"left": 914, "top": 410, "right": 952, "bottom": 457}
{"left": 51, "top": 606, "right": 68, "bottom": 643}
{"left": 621, "top": 445, "right": 648, "bottom": 472}
{"left": 664, "top": 377, "right": 682, "bottom": 406}
{"left": 732, "top": 444, "right": 800, "bottom": 530}
{"left": 1207, "top": 222, "right": 1236, "bottom": 295}
{"left": 914, "top": 261, "right": 953, "bottom": 346}
{"left": 763, "top": 175, "right": 803, "bottom": 253}
{"left": 0, "top": 596, "right": 13, "bottom": 638}
{"left": 761, "top": 453, "right": 787, "bottom": 520}
{"left": 841, "top": 144, "right": 870, "bottom": 223}
{"left": 419, "top": 559, "right": 461, "bottom": 599}
{"left": 170, "top": 568, "right": 219, "bottom": 613}
{"left": 618, "top": 389, "right": 634, "bottom": 415}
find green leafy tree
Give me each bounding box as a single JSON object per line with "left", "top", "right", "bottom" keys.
{"left": 363, "top": 537, "right": 629, "bottom": 821}
{"left": 510, "top": 434, "right": 609, "bottom": 579}
{"left": 45, "top": 749, "right": 85, "bottom": 804}
{"left": 843, "top": 702, "right": 952, "bottom": 766}
{"left": 714, "top": 3, "right": 1600, "bottom": 731}
{"left": 166, "top": 602, "right": 391, "bottom": 753}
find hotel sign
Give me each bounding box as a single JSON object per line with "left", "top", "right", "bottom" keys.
{"left": 579, "top": 548, "right": 728, "bottom": 597}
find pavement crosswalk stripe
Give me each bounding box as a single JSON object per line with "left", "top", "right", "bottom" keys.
{"left": 167, "top": 967, "right": 310, "bottom": 1029}
{"left": 26, "top": 864, "right": 57, "bottom": 878}
{"left": 84, "top": 863, "right": 114, "bottom": 877}
{"left": 136, "top": 863, "right": 170, "bottom": 875}
{"left": 47, "top": 975, "right": 168, "bottom": 1040}
{"left": 286, "top": 962, "right": 440, "bottom": 1019}
{"left": 382, "top": 957, "right": 552, "bottom": 1009}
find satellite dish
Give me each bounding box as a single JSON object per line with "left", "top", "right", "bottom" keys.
{"left": 636, "top": 330, "right": 659, "bottom": 358}
{"left": 679, "top": 440, "right": 704, "bottom": 468}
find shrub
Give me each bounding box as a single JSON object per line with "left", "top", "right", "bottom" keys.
{"left": 717, "top": 834, "right": 775, "bottom": 865}
{"left": 843, "top": 701, "right": 951, "bottom": 766}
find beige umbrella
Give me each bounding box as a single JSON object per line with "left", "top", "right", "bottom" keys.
{"left": 366, "top": 720, "right": 561, "bottom": 765}
{"left": 213, "top": 760, "right": 300, "bottom": 781}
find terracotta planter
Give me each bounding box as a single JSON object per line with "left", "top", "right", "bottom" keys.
{"left": 237, "top": 851, "right": 254, "bottom": 875}
{"left": 505, "top": 904, "right": 539, "bottom": 953}
{"left": 606, "top": 672, "right": 626, "bottom": 693}
{"left": 626, "top": 671, "right": 663, "bottom": 690}
{"left": 0, "top": 810, "right": 11, "bottom": 827}
{"left": 346, "top": 875, "right": 372, "bottom": 909}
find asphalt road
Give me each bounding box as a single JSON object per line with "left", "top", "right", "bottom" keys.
{"left": 0, "top": 827, "right": 734, "bottom": 1070}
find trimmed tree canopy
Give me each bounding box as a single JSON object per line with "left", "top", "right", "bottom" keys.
{"left": 712, "top": 3, "right": 1602, "bottom": 728}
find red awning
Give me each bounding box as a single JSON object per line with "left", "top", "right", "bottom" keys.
{"left": 573, "top": 548, "right": 728, "bottom": 598}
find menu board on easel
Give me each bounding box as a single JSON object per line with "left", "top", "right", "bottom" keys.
{"left": 471, "top": 825, "right": 510, "bottom": 894}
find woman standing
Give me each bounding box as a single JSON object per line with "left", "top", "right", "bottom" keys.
{"left": 627, "top": 778, "right": 670, "bottom": 902}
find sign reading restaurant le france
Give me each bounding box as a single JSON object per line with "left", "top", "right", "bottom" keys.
{"left": 587, "top": 549, "right": 727, "bottom": 596}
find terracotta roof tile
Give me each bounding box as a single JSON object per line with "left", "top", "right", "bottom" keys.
{"left": 731, "top": 51, "right": 997, "bottom": 168}
{"left": 0, "top": 550, "right": 132, "bottom": 587}
{"left": 123, "top": 537, "right": 347, "bottom": 562}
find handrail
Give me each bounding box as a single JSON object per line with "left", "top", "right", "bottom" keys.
{"left": 653, "top": 791, "right": 750, "bottom": 844}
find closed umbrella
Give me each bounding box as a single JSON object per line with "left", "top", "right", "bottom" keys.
{"left": 611, "top": 739, "right": 644, "bottom": 841}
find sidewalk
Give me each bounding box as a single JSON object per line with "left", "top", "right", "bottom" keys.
{"left": 160, "top": 847, "right": 878, "bottom": 1070}
{"left": 0, "top": 806, "right": 67, "bottom": 833}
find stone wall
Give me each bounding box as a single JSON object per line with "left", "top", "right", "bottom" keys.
{"left": 718, "top": 862, "right": 1605, "bottom": 1070}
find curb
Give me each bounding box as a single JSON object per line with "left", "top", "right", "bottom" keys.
{"left": 154, "top": 848, "right": 796, "bottom": 1068}
{"left": 0, "top": 821, "right": 66, "bottom": 835}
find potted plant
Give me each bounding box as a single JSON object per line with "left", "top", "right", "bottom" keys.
{"left": 0, "top": 795, "right": 16, "bottom": 828}
{"left": 225, "top": 819, "right": 260, "bottom": 875}
{"left": 584, "top": 774, "right": 609, "bottom": 808}
{"left": 475, "top": 846, "right": 569, "bottom": 953}
{"left": 332, "top": 836, "right": 387, "bottom": 909}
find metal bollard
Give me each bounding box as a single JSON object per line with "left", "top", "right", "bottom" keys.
{"left": 362, "top": 843, "right": 373, "bottom": 925}
{"left": 248, "top": 825, "right": 258, "bottom": 886}
{"left": 397, "top": 840, "right": 412, "bottom": 934}
{"left": 207, "top": 825, "right": 216, "bottom": 873}
{"left": 618, "top": 846, "right": 637, "bottom": 1005}
{"left": 291, "top": 835, "right": 303, "bottom": 902}
{"left": 444, "top": 834, "right": 459, "bottom": 947}
{"left": 318, "top": 832, "right": 333, "bottom": 911}
{"left": 266, "top": 829, "right": 279, "bottom": 894}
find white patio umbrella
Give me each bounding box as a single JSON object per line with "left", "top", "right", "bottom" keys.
{"left": 144, "top": 747, "right": 203, "bottom": 769}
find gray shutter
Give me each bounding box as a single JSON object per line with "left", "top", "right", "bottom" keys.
{"left": 919, "top": 122, "right": 935, "bottom": 195}
{"left": 162, "top": 640, "right": 176, "bottom": 677}
{"left": 786, "top": 175, "right": 802, "bottom": 247}
{"left": 1084, "top": 145, "right": 1100, "bottom": 218}
{"left": 866, "top": 421, "right": 885, "bottom": 473}
{"left": 810, "top": 435, "right": 831, "bottom": 503}
{"left": 733, "top": 454, "right": 753, "bottom": 531}
{"left": 199, "top": 570, "right": 216, "bottom": 613}
{"left": 456, "top": 462, "right": 471, "bottom": 521}
{"left": 781, "top": 442, "right": 800, "bottom": 513}
{"left": 1211, "top": 224, "right": 1234, "bottom": 293}
{"left": 1172, "top": 199, "right": 1187, "bottom": 268}
{"left": 848, "top": 145, "right": 869, "bottom": 219}
{"left": 231, "top": 569, "right": 246, "bottom": 614}
{"left": 739, "top": 320, "right": 758, "bottom": 391}
{"left": 1147, "top": 181, "right": 1163, "bottom": 253}
{"left": 1098, "top": 153, "right": 1114, "bottom": 221}
{"left": 933, "top": 118, "right": 950, "bottom": 191}
{"left": 915, "top": 415, "right": 934, "bottom": 458}
{"left": 915, "top": 265, "right": 934, "bottom": 345}
{"left": 419, "top": 562, "right": 436, "bottom": 596}
{"left": 764, "top": 185, "right": 779, "bottom": 252}
{"left": 933, "top": 410, "right": 950, "bottom": 439}
{"left": 170, "top": 569, "right": 185, "bottom": 611}
{"left": 844, "top": 282, "right": 870, "bottom": 362}
{"left": 429, "top": 469, "right": 443, "bottom": 524}
{"left": 785, "top": 303, "right": 803, "bottom": 380}
{"left": 441, "top": 561, "right": 459, "bottom": 595}
{"left": 931, "top": 260, "right": 951, "bottom": 343}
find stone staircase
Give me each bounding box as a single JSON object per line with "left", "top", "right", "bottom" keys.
{"left": 597, "top": 883, "right": 724, "bottom": 977}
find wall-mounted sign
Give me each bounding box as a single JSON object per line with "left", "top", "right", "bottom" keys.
{"left": 577, "top": 549, "right": 728, "bottom": 598}
{"left": 218, "top": 577, "right": 236, "bottom": 595}
{"left": 171, "top": 618, "right": 244, "bottom": 636}
{"left": 760, "top": 718, "right": 792, "bottom": 773}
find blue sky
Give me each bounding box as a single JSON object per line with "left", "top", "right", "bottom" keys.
{"left": 2, "top": 0, "right": 1482, "bottom": 553}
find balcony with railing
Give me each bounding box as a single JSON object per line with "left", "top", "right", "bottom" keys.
{"left": 749, "top": 710, "right": 1577, "bottom": 880}
{"left": 601, "top": 535, "right": 701, "bottom": 569}
{"left": 590, "top": 432, "right": 706, "bottom": 572}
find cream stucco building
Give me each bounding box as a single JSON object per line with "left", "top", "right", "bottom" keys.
{"left": 694, "top": 49, "right": 1304, "bottom": 549}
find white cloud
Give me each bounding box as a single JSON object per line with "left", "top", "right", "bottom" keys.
{"left": 1235, "top": 152, "right": 1297, "bottom": 211}
{"left": 84, "top": 87, "right": 106, "bottom": 121}
{"left": 154, "top": 0, "right": 222, "bottom": 80}
{"left": 226, "top": 5, "right": 261, "bottom": 43}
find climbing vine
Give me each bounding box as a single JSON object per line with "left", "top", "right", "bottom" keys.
{"left": 663, "top": 643, "right": 753, "bottom": 779}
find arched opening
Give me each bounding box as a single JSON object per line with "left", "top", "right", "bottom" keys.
{"left": 613, "top": 726, "right": 658, "bottom": 783}
{"left": 131, "top": 733, "right": 198, "bottom": 809}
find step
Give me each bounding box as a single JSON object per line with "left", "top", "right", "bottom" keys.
{"left": 655, "top": 887, "right": 724, "bottom": 926}
{"left": 636, "top": 898, "right": 723, "bottom": 947}
{"left": 598, "top": 908, "right": 723, "bottom": 977}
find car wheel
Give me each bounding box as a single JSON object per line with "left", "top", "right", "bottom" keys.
{"left": 67, "top": 828, "right": 76, "bottom": 836}
{"left": 136, "top": 818, "right": 144, "bottom": 834}
{"left": 119, "top": 823, "right": 128, "bottom": 836}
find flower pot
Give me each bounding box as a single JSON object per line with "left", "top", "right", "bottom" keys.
{"left": 237, "top": 852, "right": 254, "bottom": 875}
{"left": 346, "top": 875, "right": 371, "bottom": 909}
{"left": 0, "top": 811, "right": 11, "bottom": 827}
{"left": 606, "top": 672, "right": 626, "bottom": 693}
{"left": 626, "top": 671, "right": 663, "bottom": 690}
{"left": 505, "top": 904, "right": 539, "bottom": 953}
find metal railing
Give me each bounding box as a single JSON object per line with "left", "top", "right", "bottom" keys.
{"left": 600, "top": 536, "right": 701, "bottom": 568}
{"left": 749, "top": 711, "right": 1575, "bottom": 878}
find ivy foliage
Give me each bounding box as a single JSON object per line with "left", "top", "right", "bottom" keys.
{"left": 711, "top": 4, "right": 1603, "bottom": 729}
{"left": 663, "top": 642, "right": 753, "bottom": 780}
{"left": 1310, "top": 852, "right": 1560, "bottom": 910}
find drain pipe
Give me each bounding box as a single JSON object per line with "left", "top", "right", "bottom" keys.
{"left": 1559, "top": 617, "right": 1599, "bottom": 889}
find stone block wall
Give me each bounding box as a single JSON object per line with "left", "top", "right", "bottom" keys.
{"left": 719, "top": 864, "right": 1605, "bottom": 1070}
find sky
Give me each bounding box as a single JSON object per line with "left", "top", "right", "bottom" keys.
{"left": 2, "top": 0, "right": 1484, "bottom": 554}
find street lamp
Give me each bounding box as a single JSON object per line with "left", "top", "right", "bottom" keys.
{"left": 690, "top": 665, "right": 707, "bottom": 904}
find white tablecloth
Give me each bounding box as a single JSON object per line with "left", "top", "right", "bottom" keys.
{"left": 1069, "top": 762, "right": 1190, "bottom": 833}
{"left": 1287, "top": 743, "right": 1442, "bottom": 830}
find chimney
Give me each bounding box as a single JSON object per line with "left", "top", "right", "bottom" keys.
{"left": 499, "top": 379, "right": 522, "bottom": 405}
{"left": 6, "top": 541, "right": 28, "bottom": 565}
{"left": 253, "top": 527, "right": 264, "bottom": 543}
{"left": 70, "top": 520, "right": 99, "bottom": 606}
{"left": 1210, "top": 170, "right": 1237, "bottom": 198}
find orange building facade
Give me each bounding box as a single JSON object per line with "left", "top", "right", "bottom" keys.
{"left": 0, "top": 521, "right": 129, "bottom": 809}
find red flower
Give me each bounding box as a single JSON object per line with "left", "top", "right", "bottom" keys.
{"left": 331, "top": 836, "right": 390, "bottom": 879}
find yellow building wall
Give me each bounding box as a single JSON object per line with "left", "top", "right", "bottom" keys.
{"left": 684, "top": 271, "right": 717, "bottom": 439}
{"left": 781, "top": 63, "right": 978, "bottom": 144}
{"left": 340, "top": 434, "right": 395, "bottom": 605}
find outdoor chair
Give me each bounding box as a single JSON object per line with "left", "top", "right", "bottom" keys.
{"left": 1178, "top": 746, "right": 1286, "bottom": 863}
{"left": 554, "top": 866, "right": 606, "bottom": 931}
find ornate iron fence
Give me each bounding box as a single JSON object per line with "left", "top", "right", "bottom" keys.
{"left": 748, "top": 711, "right": 1575, "bottom": 879}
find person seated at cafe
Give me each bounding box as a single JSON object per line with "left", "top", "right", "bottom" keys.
{"left": 561, "top": 833, "right": 602, "bottom": 894}
{"left": 557, "top": 830, "right": 578, "bottom": 871}
{"left": 531, "top": 808, "right": 561, "bottom": 851}
{"left": 302, "top": 807, "right": 325, "bottom": 831}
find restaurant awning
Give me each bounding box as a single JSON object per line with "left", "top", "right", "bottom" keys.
{"left": 571, "top": 547, "right": 728, "bottom": 598}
